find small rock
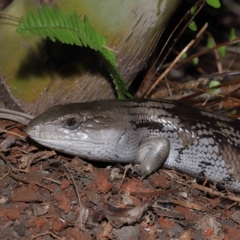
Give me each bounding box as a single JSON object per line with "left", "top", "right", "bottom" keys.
{"left": 32, "top": 203, "right": 49, "bottom": 216}
{"left": 14, "top": 221, "right": 26, "bottom": 237}
{"left": 231, "top": 211, "right": 240, "bottom": 224}
{"left": 113, "top": 226, "right": 140, "bottom": 240}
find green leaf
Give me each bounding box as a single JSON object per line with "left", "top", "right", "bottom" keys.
{"left": 208, "top": 80, "right": 221, "bottom": 94}
{"left": 207, "top": 36, "right": 227, "bottom": 58}
{"left": 231, "top": 110, "right": 237, "bottom": 115}
{"left": 181, "top": 52, "right": 188, "bottom": 59}
{"left": 16, "top": 5, "right": 132, "bottom": 99}
{"left": 190, "top": 6, "right": 198, "bottom": 14}
{"left": 218, "top": 45, "right": 226, "bottom": 58}
{"left": 209, "top": 80, "right": 220, "bottom": 88}
{"left": 192, "top": 57, "right": 199, "bottom": 65}
{"left": 207, "top": 36, "right": 214, "bottom": 48}
{"left": 206, "top": 0, "right": 221, "bottom": 8}
{"left": 229, "top": 28, "right": 236, "bottom": 41}
{"left": 188, "top": 21, "right": 197, "bottom": 31}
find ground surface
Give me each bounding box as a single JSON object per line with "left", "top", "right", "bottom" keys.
{"left": 1, "top": 119, "right": 240, "bottom": 240}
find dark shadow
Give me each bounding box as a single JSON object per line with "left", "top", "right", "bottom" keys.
{"left": 16, "top": 39, "right": 110, "bottom": 81}
{"left": 0, "top": 0, "right": 13, "bottom": 11}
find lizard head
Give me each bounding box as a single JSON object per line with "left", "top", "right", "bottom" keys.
{"left": 26, "top": 100, "right": 127, "bottom": 160}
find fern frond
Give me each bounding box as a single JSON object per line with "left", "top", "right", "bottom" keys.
{"left": 16, "top": 5, "right": 132, "bottom": 99}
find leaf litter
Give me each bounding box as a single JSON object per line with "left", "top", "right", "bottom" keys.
{"left": 0, "top": 119, "right": 240, "bottom": 240}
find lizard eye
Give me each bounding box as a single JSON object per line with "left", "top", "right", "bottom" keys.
{"left": 63, "top": 117, "right": 79, "bottom": 130}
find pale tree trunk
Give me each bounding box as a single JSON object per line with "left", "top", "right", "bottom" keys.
{"left": 0, "top": 0, "right": 181, "bottom": 115}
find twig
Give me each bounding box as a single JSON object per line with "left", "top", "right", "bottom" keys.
{"left": 31, "top": 231, "right": 61, "bottom": 240}
{"left": 63, "top": 163, "right": 83, "bottom": 228}
{"left": 169, "top": 198, "right": 207, "bottom": 211}
{"left": 43, "top": 177, "right": 62, "bottom": 185}
{"left": 191, "top": 183, "right": 240, "bottom": 202}
{"left": 145, "top": 23, "right": 208, "bottom": 97}
{"left": 0, "top": 152, "right": 12, "bottom": 180}
{"left": 174, "top": 37, "right": 240, "bottom": 69}
{"left": 139, "top": 0, "right": 205, "bottom": 98}
{"left": 0, "top": 128, "right": 26, "bottom": 140}
{"left": 161, "top": 169, "right": 240, "bottom": 202}
{"left": 206, "top": 32, "right": 223, "bottom": 73}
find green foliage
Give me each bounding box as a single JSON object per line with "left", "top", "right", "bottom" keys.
{"left": 207, "top": 36, "right": 214, "bottom": 48}
{"left": 189, "top": 0, "right": 221, "bottom": 31}
{"left": 218, "top": 45, "right": 226, "bottom": 58}
{"left": 192, "top": 57, "right": 199, "bottom": 65}
{"left": 181, "top": 52, "right": 188, "bottom": 59}
{"left": 219, "top": 28, "right": 238, "bottom": 57}
{"left": 229, "top": 28, "right": 237, "bottom": 41}
{"left": 207, "top": 27, "right": 238, "bottom": 58}
{"left": 207, "top": 35, "right": 226, "bottom": 57}
{"left": 188, "top": 21, "right": 197, "bottom": 31}
{"left": 208, "top": 80, "right": 221, "bottom": 94}
{"left": 16, "top": 5, "right": 132, "bottom": 99}
{"left": 181, "top": 53, "right": 199, "bottom": 65}
{"left": 190, "top": 5, "right": 198, "bottom": 14}
{"left": 188, "top": 6, "right": 198, "bottom": 31}
{"left": 231, "top": 109, "right": 237, "bottom": 115}
{"left": 206, "top": 0, "right": 221, "bottom": 8}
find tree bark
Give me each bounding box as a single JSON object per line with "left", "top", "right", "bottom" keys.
{"left": 0, "top": 0, "right": 181, "bottom": 115}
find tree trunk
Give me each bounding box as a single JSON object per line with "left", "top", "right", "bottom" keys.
{"left": 0, "top": 0, "right": 181, "bottom": 115}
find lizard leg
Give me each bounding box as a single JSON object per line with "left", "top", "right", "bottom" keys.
{"left": 134, "top": 138, "right": 170, "bottom": 178}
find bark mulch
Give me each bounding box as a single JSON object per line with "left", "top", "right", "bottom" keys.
{"left": 1, "top": 119, "right": 240, "bottom": 240}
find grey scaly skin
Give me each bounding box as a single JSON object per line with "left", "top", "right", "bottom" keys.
{"left": 26, "top": 99, "right": 240, "bottom": 192}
